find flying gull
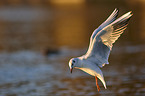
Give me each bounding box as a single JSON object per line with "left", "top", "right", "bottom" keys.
{"left": 69, "top": 8, "right": 133, "bottom": 91}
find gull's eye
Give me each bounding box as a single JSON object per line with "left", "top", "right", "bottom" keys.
{"left": 73, "top": 60, "right": 75, "bottom": 63}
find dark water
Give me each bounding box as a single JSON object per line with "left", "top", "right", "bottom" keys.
{"left": 0, "top": 0, "right": 145, "bottom": 96}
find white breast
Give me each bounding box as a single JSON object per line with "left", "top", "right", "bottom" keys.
{"left": 79, "top": 67, "right": 97, "bottom": 76}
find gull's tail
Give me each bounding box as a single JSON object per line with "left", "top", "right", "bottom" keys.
{"left": 96, "top": 66, "right": 107, "bottom": 89}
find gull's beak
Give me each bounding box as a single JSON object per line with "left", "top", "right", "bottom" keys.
{"left": 70, "top": 68, "right": 73, "bottom": 73}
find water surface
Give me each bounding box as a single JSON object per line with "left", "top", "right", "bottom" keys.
{"left": 0, "top": 0, "right": 144, "bottom": 96}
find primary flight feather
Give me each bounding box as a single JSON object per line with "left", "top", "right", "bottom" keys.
{"left": 69, "top": 8, "right": 133, "bottom": 91}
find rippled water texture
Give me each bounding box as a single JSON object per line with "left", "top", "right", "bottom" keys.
{"left": 0, "top": 0, "right": 145, "bottom": 96}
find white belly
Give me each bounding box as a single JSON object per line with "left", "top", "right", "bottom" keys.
{"left": 79, "top": 67, "right": 107, "bottom": 89}
{"left": 79, "top": 68, "right": 98, "bottom": 76}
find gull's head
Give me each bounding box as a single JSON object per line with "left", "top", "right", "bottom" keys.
{"left": 69, "top": 58, "right": 79, "bottom": 73}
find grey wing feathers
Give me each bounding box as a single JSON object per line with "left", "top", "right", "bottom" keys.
{"left": 87, "top": 8, "right": 119, "bottom": 56}
{"left": 85, "top": 10, "right": 133, "bottom": 68}
{"left": 91, "top": 8, "right": 119, "bottom": 40}
{"left": 101, "top": 11, "right": 133, "bottom": 49}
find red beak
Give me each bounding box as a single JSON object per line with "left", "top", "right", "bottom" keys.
{"left": 70, "top": 68, "right": 73, "bottom": 73}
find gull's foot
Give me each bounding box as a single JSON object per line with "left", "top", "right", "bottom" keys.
{"left": 95, "top": 76, "right": 100, "bottom": 91}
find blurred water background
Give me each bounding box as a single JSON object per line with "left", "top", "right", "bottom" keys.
{"left": 0, "top": 0, "right": 144, "bottom": 96}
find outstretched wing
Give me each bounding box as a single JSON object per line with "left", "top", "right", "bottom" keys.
{"left": 88, "top": 8, "right": 119, "bottom": 51}
{"left": 85, "top": 11, "right": 133, "bottom": 67}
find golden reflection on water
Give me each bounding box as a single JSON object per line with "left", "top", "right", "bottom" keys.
{"left": 0, "top": 0, "right": 144, "bottom": 51}
{"left": 53, "top": 6, "right": 88, "bottom": 48}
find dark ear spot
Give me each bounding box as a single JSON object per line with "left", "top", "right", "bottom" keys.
{"left": 73, "top": 60, "right": 75, "bottom": 63}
